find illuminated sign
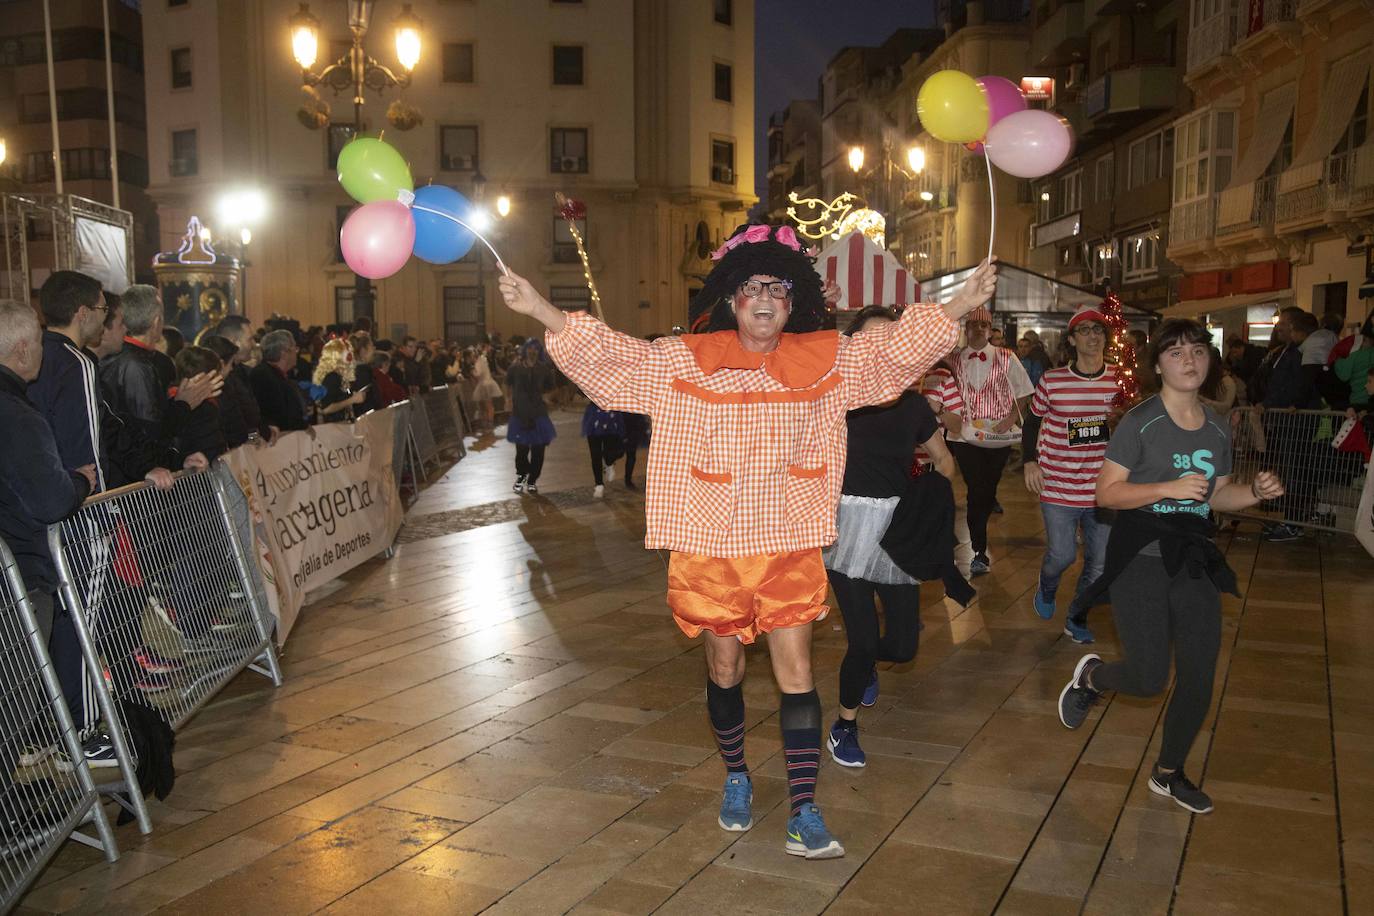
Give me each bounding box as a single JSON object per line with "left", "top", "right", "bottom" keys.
{"left": 1020, "top": 77, "right": 1054, "bottom": 101}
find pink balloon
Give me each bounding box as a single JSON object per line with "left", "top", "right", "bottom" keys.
{"left": 968, "top": 76, "right": 1028, "bottom": 153}
{"left": 340, "top": 200, "right": 415, "bottom": 279}
{"left": 984, "top": 109, "right": 1074, "bottom": 179}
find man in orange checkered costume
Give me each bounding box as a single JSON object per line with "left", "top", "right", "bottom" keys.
{"left": 499, "top": 224, "right": 997, "bottom": 860}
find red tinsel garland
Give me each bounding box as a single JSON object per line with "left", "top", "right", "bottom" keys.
{"left": 1100, "top": 291, "right": 1140, "bottom": 408}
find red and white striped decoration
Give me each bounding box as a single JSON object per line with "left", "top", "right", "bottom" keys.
{"left": 815, "top": 231, "right": 917, "bottom": 310}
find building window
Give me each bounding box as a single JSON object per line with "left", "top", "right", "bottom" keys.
{"left": 553, "top": 215, "right": 587, "bottom": 263}
{"left": 552, "top": 45, "right": 584, "bottom": 86}
{"left": 551, "top": 127, "right": 589, "bottom": 173}
{"left": 713, "top": 62, "right": 733, "bottom": 103}
{"left": 440, "top": 125, "right": 479, "bottom": 172}
{"left": 1173, "top": 109, "right": 1234, "bottom": 205}
{"left": 711, "top": 138, "right": 735, "bottom": 184}
{"left": 714, "top": 0, "right": 732, "bottom": 25}
{"left": 550, "top": 285, "right": 592, "bottom": 311}
{"left": 1093, "top": 154, "right": 1113, "bottom": 204}
{"left": 170, "top": 129, "right": 197, "bottom": 176}
{"left": 443, "top": 286, "right": 485, "bottom": 343}
{"left": 1122, "top": 232, "right": 1159, "bottom": 281}
{"left": 170, "top": 47, "right": 192, "bottom": 89}
{"left": 334, "top": 285, "right": 374, "bottom": 324}
{"left": 1091, "top": 240, "right": 1113, "bottom": 285}
{"left": 1058, "top": 169, "right": 1081, "bottom": 214}
{"left": 1035, "top": 183, "right": 1052, "bottom": 223}
{"left": 327, "top": 123, "right": 355, "bottom": 170}
{"left": 1127, "top": 129, "right": 1171, "bottom": 189}
{"left": 441, "top": 42, "right": 474, "bottom": 83}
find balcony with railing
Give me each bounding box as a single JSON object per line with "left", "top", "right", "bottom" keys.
{"left": 1083, "top": 66, "right": 1180, "bottom": 120}
{"left": 1276, "top": 145, "right": 1374, "bottom": 225}
{"left": 1169, "top": 195, "right": 1217, "bottom": 249}
{"left": 1216, "top": 175, "right": 1278, "bottom": 236}
{"left": 1186, "top": 10, "right": 1237, "bottom": 76}
{"left": 1233, "top": 0, "right": 1301, "bottom": 59}
{"left": 1031, "top": 1, "right": 1087, "bottom": 68}
{"left": 1031, "top": 211, "right": 1082, "bottom": 248}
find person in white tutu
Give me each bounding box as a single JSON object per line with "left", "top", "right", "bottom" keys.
{"left": 823, "top": 306, "right": 954, "bottom": 769}
{"left": 470, "top": 342, "right": 502, "bottom": 431}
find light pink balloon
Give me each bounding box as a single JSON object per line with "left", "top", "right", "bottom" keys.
{"left": 985, "top": 109, "right": 1074, "bottom": 179}
{"left": 968, "top": 76, "right": 1028, "bottom": 154}
{"left": 340, "top": 200, "right": 415, "bottom": 279}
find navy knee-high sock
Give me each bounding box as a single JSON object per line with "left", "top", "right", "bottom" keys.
{"left": 706, "top": 679, "right": 747, "bottom": 774}
{"left": 780, "top": 689, "right": 822, "bottom": 815}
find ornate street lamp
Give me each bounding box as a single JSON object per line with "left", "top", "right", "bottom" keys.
{"left": 290, "top": 1, "right": 423, "bottom": 133}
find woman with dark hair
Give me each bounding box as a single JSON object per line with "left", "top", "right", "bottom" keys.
{"left": 172, "top": 345, "right": 227, "bottom": 462}
{"left": 202, "top": 334, "right": 267, "bottom": 446}
{"left": 822, "top": 305, "right": 955, "bottom": 769}
{"left": 507, "top": 340, "right": 556, "bottom": 494}
{"left": 160, "top": 326, "right": 185, "bottom": 359}
{"left": 1057, "top": 318, "right": 1284, "bottom": 814}
{"left": 1197, "top": 346, "right": 1237, "bottom": 415}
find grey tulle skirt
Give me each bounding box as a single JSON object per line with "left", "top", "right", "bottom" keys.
{"left": 822, "top": 495, "right": 919, "bottom": 585}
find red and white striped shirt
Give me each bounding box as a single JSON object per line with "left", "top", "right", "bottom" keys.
{"left": 949, "top": 346, "right": 1034, "bottom": 422}
{"left": 1030, "top": 364, "right": 1120, "bottom": 508}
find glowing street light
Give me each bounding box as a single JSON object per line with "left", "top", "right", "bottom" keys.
{"left": 393, "top": 4, "right": 422, "bottom": 71}
{"left": 495, "top": 194, "right": 511, "bottom": 218}
{"left": 289, "top": 4, "right": 320, "bottom": 69}
{"left": 906, "top": 146, "right": 925, "bottom": 174}
{"left": 848, "top": 145, "right": 866, "bottom": 174}
{"left": 217, "top": 188, "right": 269, "bottom": 230}
{"left": 0, "top": 138, "right": 7, "bottom": 168}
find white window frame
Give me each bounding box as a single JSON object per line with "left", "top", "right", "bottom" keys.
{"left": 1172, "top": 108, "right": 1235, "bottom": 205}
{"left": 1122, "top": 231, "right": 1159, "bottom": 281}
{"left": 1091, "top": 239, "right": 1113, "bottom": 285}
{"left": 1058, "top": 169, "right": 1082, "bottom": 214}
{"left": 1093, "top": 154, "right": 1113, "bottom": 204}
{"left": 1127, "top": 130, "right": 1168, "bottom": 189}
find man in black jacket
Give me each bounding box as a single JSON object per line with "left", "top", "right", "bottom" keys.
{"left": 28, "top": 271, "right": 109, "bottom": 493}
{"left": 0, "top": 300, "right": 98, "bottom": 780}
{"left": 250, "top": 329, "right": 310, "bottom": 432}
{"left": 1249, "top": 306, "right": 1322, "bottom": 542}
{"left": 98, "top": 285, "right": 217, "bottom": 487}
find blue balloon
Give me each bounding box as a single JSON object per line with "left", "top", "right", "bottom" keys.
{"left": 411, "top": 185, "right": 477, "bottom": 264}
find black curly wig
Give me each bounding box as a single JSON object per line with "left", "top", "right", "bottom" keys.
{"left": 688, "top": 224, "right": 830, "bottom": 334}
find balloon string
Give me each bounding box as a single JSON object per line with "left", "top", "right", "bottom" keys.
{"left": 410, "top": 204, "right": 510, "bottom": 276}
{"left": 984, "top": 147, "right": 996, "bottom": 264}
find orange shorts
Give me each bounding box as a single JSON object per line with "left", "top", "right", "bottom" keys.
{"left": 666, "top": 549, "right": 830, "bottom": 644}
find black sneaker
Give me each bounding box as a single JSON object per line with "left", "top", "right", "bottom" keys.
{"left": 1149, "top": 769, "right": 1213, "bottom": 814}
{"left": 1264, "top": 523, "right": 1302, "bottom": 542}
{"left": 55, "top": 731, "right": 119, "bottom": 772}
{"left": 525, "top": 481, "right": 539, "bottom": 494}
{"left": 970, "top": 553, "right": 991, "bottom": 577}
{"left": 512, "top": 475, "right": 527, "bottom": 494}
{"left": 1057, "top": 654, "right": 1102, "bottom": 729}
{"left": 992, "top": 500, "right": 1005, "bottom": 514}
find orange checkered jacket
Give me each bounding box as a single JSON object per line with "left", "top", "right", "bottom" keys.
{"left": 546, "top": 306, "right": 958, "bottom": 557}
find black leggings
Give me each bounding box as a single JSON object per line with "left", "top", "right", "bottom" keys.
{"left": 587, "top": 435, "right": 621, "bottom": 486}
{"left": 515, "top": 444, "right": 546, "bottom": 484}
{"left": 828, "top": 571, "right": 921, "bottom": 711}
{"left": 948, "top": 442, "right": 1010, "bottom": 554}
{"left": 1093, "top": 553, "right": 1221, "bottom": 771}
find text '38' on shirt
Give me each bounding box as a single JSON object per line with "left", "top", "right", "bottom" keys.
{"left": 1030, "top": 364, "right": 1120, "bottom": 508}
{"left": 1104, "top": 394, "right": 1232, "bottom": 521}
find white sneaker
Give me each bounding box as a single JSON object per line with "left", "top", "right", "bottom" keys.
{"left": 604, "top": 463, "right": 616, "bottom": 483}
{"left": 593, "top": 485, "right": 604, "bottom": 498}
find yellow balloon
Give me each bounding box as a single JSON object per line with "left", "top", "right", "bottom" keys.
{"left": 916, "top": 71, "right": 990, "bottom": 144}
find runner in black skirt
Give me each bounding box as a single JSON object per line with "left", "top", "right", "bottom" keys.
{"left": 1057, "top": 318, "right": 1284, "bottom": 814}
{"left": 823, "top": 306, "right": 954, "bottom": 768}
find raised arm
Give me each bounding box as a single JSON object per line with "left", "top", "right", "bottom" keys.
{"left": 840, "top": 259, "right": 998, "bottom": 409}
{"left": 497, "top": 271, "right": 667, "bottom": 414}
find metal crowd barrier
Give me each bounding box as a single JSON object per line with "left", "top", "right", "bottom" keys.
{"left": 420, "top": 386, "right": 466, "bottom": 459}
{"left": 0, "top": 541, "right": 118, "bottom": 907}
{"left": 1225, "top": 407, "right": 1368, "bottom": 533}
{"left": 408, "top": 396, "right": 441, "bottom": 469}
{"left": 48, "top": 470, "right": 283, "bottom": 833}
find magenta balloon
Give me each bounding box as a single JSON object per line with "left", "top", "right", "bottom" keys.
{"left": 977, "top": 76, "right": 1028, "bottom": 127}
{"left": 985, "top": 109, "right": 1074, "bottom": 179}
{"left": 340, "top": 200, "right": 416, "bottom": 279}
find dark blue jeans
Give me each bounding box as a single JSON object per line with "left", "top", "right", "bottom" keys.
{"left": 1038, "top": 502, "right": 1111, "bottom": 621}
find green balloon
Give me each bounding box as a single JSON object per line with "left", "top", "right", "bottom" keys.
{"left": 337, "top": 137, "right": 414, "bottom": 204}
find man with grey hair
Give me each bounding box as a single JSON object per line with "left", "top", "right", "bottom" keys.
{"left": 250, "top": 328, "right": 309, "bottom": 431}
{"left": 98, "top": 284, "right": 218, "bottom": 487}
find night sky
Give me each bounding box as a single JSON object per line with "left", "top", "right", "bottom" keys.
{"left": 753, "top": 0, "right": 937, "bottom": 200}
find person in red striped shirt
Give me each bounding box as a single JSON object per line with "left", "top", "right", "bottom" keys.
{"left": 1022, "top": 304, "right": 1120, "bottom": 644}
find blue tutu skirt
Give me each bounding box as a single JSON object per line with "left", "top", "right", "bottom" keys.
{"left": 507, "top": 414, "right": 556, "bottom": 446}
{"left": 581, "top": 403, "right": 625, "bottom": 438}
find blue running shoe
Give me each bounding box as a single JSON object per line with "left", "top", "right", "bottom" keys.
{"left": 785, "top": 804, "right": 845, "bottom": 859}
{"left": 1033, "top": 577, "right": 1055, "bottom": 620}
{"left": 1063, "top": 617, "right": 1095, "bottom": 645}
{"left": 860, "top": 668, "right": 879, "bottom": 708}
{"left": 827, "top": 723, "right": 866, "bottom": 768}
{"left": 717, "top": 772, "right": 753, "bottom": 832}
